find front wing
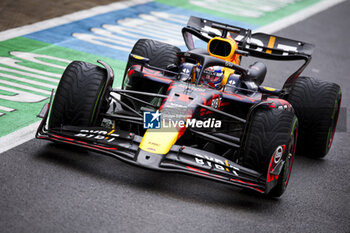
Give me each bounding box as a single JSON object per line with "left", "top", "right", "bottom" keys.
{"left": 36, "top": 104, "right": 273, "bottom": 194}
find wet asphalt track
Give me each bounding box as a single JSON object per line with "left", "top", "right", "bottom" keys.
{"left": 1, "top": 1, "right": 350, "bottom": 233}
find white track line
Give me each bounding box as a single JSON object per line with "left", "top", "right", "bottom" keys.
{"left": 0, "top": 122, "right": 40, "bottom": 153}
{"left": 0, "top": 0, "right": 346, "bottom": 153}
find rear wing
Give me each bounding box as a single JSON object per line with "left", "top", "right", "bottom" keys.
{"left": 182, "top": 16, "right": 315, "bottom": 88}
{"left": 182, "top": 16, "right": 315, "bottom": 59}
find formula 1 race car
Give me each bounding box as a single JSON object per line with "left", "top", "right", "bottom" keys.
{"left": 36, "top": 16, "right": 341, "bottom": 197}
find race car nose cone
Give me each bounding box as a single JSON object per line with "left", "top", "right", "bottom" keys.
{"left": 136, "top": 149, "right": 163, "bottom": 170}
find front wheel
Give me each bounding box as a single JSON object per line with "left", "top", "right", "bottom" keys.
{"left": 49, "top": 61, "right": 107, "bottom": 129}
{"left": 241, "top": 108, "right": 298, "bottom": 197}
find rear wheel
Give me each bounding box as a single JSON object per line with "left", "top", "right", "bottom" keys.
{"left": 122, "top": 39, "right": 180, "bottom": 110}
{"left": 125, "top": 39, "right": 180, "bottom": 71}
{"left": 287, "top": 76, "right": 341, "bottom": 158}
{"left": 49, "top": 61, "right": 107, "bottom": 129}
{"left": 241, "top": 108, "right": 298, "bottom": 197}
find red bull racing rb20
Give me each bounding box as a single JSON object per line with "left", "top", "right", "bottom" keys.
{"left": 36, "top": 16, "right": 341, "bottom": 197}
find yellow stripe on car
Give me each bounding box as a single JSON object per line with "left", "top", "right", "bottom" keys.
{"left": 105, "top": 129, "right": 115, "bottom": 139}
{"left": 263, "top": 86, "right": 276, "bottom": 91}
{"left": 266, "top": 36, "right": 276, "bottom": 54}
{"left": 225, "top": 160, "right": 230, "bottom": 172}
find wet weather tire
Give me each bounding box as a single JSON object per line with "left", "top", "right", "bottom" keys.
{"left": 122, "top": 38, "right": 180, "bottom": 89}
{"left": 122, "top": 39, "right": 180, "bottom": 110}
{"left": 287, "top": 77, "right": 341, "bottom": 158}
{"left": 127, "top": 38, "right": 181, "bottom": 70}
{"left": 241, "top": 108, "right": 298, "bottom": 197}
{"left": 49, "top": 61, "right": 107, "bottom": 129}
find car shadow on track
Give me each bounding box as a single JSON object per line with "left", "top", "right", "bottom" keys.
{"left": 35, "top": 141, "right": 297, "bottom": 212}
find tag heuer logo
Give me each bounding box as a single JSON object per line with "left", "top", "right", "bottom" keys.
{"left": 143, "top": 110, "right": 161, "bottom": 129}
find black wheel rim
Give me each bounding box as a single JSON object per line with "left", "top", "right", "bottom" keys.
{"left": 284, "top": 127, "right": 297, "bottom": 187}
{"left": 326, "top": 93, "right": 341, "bottom": 152}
